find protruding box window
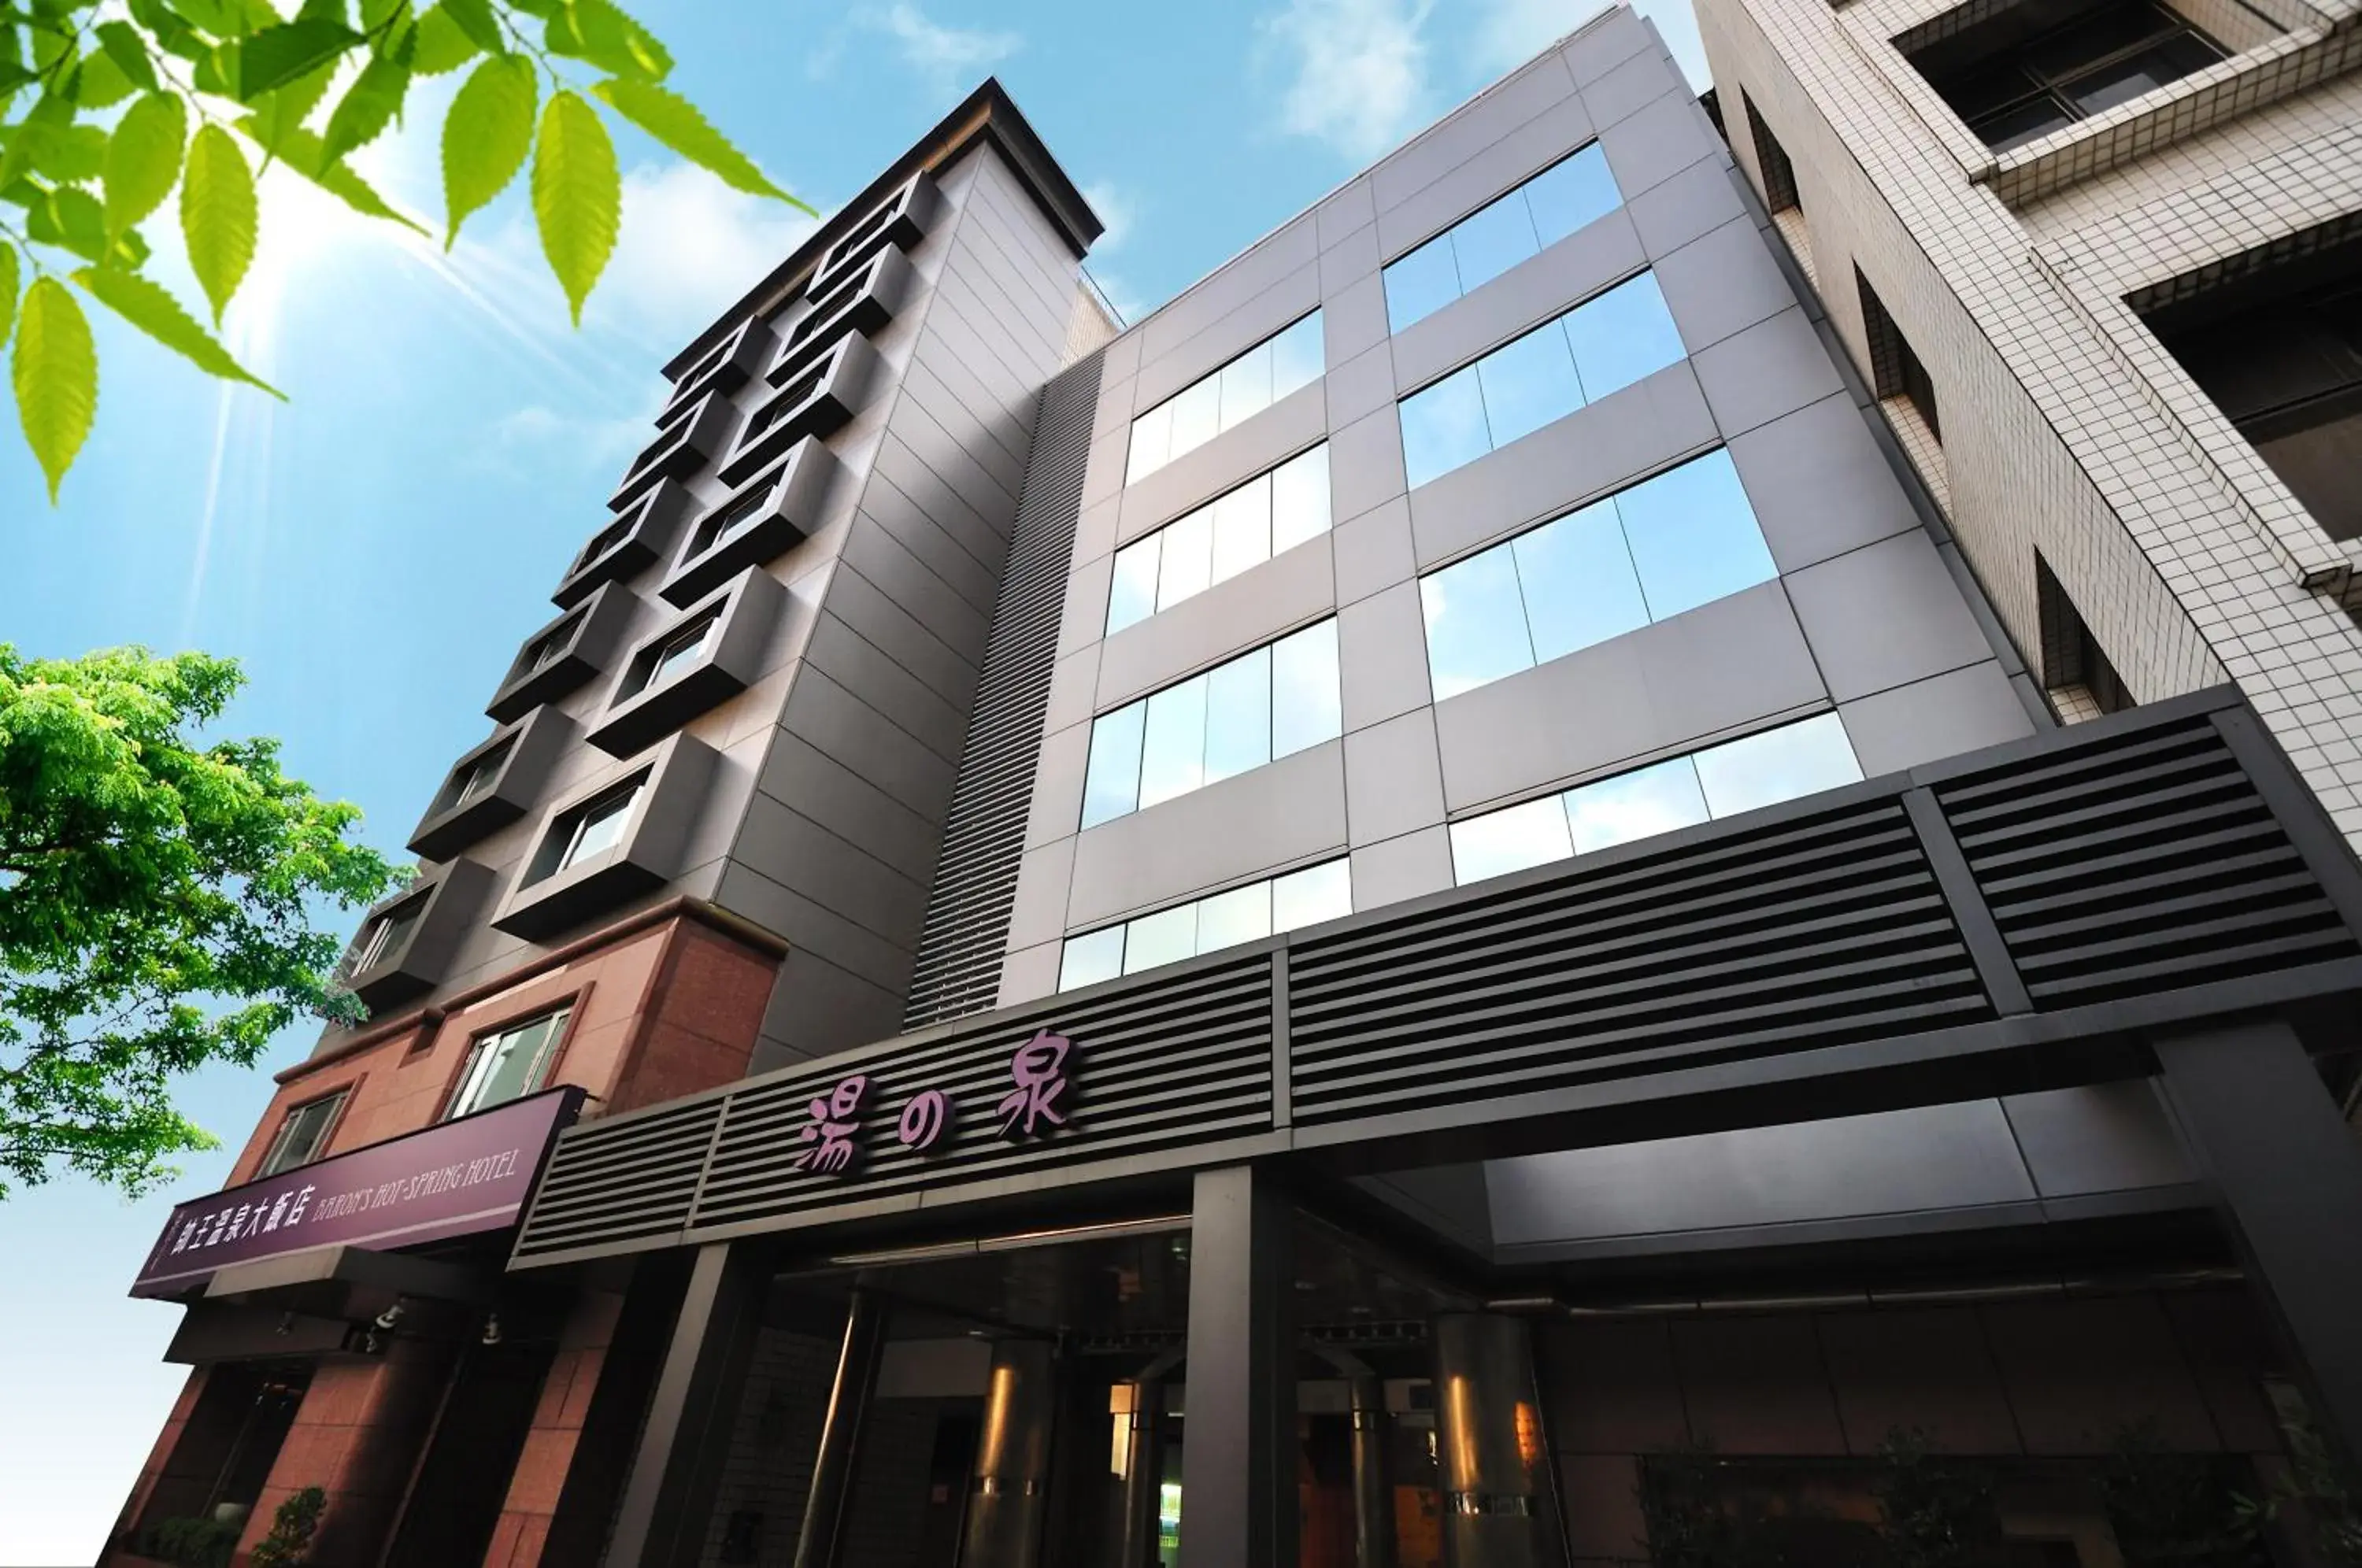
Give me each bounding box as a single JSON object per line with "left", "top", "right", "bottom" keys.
{"left": 609, "top": 391, "right": 737, "bottom": 513}
{"left": 492, "top": 732, "right": 718, "bottom": 939}
{"left": 811, "top": 169, "right": 941, "bottom": 297}
{"left": 408, "top": 705, "right": 574, "bottom": 861}
{"left": 589, "top": 567, "right": 783, "bottom": 757}
{"left": 660, "top": 316, "right": 776, "bottom": 423}
{"left": 553, "top": 480, "right": 691, "bottom": 608}
{"left": 486, "top": 579, "right": 638, "bottom": 723}
{"left": 767, "top": 244, "right": 915, "bottom": 391}
{"left": 717, "top": 334, "right": 881, "bottom": 488}
{"left": 662, "top": 437, "right": 839, "bottom": 608}
{"left": 339, "top": 859, "right": 498, "bottom": 1012}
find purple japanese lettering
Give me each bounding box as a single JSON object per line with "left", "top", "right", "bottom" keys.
{"left": 795, "top": 1074, "right": 870, "bottom": 1174}
{"left": 997, "top": 1030, "right": 1072, "bottom": 1139}
{"left": 896, "top": 1089, "right": 950, "bottom": 1152}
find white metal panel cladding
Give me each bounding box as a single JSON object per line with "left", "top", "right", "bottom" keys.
{"left": 508, "top": 690, "right": 2362, "bottom": 1267}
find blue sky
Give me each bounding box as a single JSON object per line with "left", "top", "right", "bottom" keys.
{"left": 0, "top": 1, "right": 1704, "bottom": 1559}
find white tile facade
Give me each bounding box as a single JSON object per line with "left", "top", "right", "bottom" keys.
{"left": 1698, "top": 0, "right": 2362, "bottom": 846}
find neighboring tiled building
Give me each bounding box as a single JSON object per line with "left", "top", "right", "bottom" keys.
{"left": 105, "top": 16, "right": 2362, "bottom": 1568}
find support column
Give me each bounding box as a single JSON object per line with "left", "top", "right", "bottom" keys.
{"left": 1348, "top": 1368, "right": 1394, "bottom": 1568}
{"left": 2153, "top": 1019, "right": 2362, "bottom": 1475}
{"left": 791, "top": 1288, "right": 889, "bottom": 1568}
{"left": 1180, "top": 1164, "right": 1296, "bottom": 1568}
{"left": 605, "top": 1242, "right": 767, "bottom": 1568}
{"left": 1432, "top": 1315, "right": 1563, "bottom": 1568}
{"left": 961, "top": 1337, "right": 1060, "bottom": 1568}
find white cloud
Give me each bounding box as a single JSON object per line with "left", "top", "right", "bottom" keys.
{"left": 1261, "top": 0, "right": 1436, "bottom": 162}
{"left": 868, "top": 3, "right": 1023, "bottom": 90}
{"left": 1080, "top": 180, "right": 1135, "bottom": 252}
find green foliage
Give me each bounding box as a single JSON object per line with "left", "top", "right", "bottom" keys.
{"left": 137, "top": 1514, "right": 239, "bottom": 1568}
{"left": 2099, "top": 1422, "right": 2269, "bottom": 1566}
{"left": 0, "top": 645, "right": 399, "bottom": 1199}
{"left": 1872, "top": 1429, "right": 2002, "bottom": 1568}
{"left": 248, "top": 1485, "right": 327, "bottom": 1568}
{"left": 0, "top": 0, "right": 803, "bottom": 501}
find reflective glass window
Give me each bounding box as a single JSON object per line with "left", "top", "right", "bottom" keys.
{"left": 1561, "top": 272, "right": 1686, "bottom": 402}
{"left": 1108, "top": 534, "right": 1162, "bottom": 634}
{"left": 1421, "top": 547, "right": 1534, "bottom": 700}
{"left": 449, "top": 1008, "right": 570, "bottom": 1118}
{"left": 1271, "top": 621, "right": 1342, "bottom": 759}
{"left": 1450, "top": 191, "right": 1542, "bottom": 296}
{"left": 1196, "top": 882, "right": 1272, "bottom": 951}
{"left": 1211, "top": 480, "right": 1272, "bottom": 586}
{"left": 1400, "top": 367, "right": 1493, "bottom": 490}
{"left": 1204, "top": 647, "right": 1273, "bottom": 785}
{"left": 1123, "top": 904, "right": 1198, "bottom": 974}
{"left": 1157, "top": 508, "right": 1214, "bottom": 612}
{"left": 1418, "top": 446, "right": 1777, "bottom": 700}
{"left": 1138, "top": 676, "right": 1210, "bottom": 808}
{"left": 1691, "top": 712, "right": 1862, "bottom": 818}
{"left": 1523, "top": 144, "right": 1621, "bottom": 247}
{"left": 1270, "top": 447, "right": 1331, "bottom": 554}
{"left": 1081, "top": 701, "right": 1145, "bottom": 827}
{"left": 1449, "top": 797, "right": 1573, "bottom": 884}
{"left": 1383, "top": 145, "right": 1626, "bottom": 329}
{"left": 561, "top": 788, "right": 637, "bottom": 869}
{"left": 1273, "top": 860, "right": 1353, "bottom": 929}
{"left": 1126, "top": 313, "right": 1326, "bottom": 484}
{"left": 1059, "top": 926, "right": 1124, "bottom": 989}
{"left": 1561, "top": 756, "right": 1709, "bottom": 853}
{"left": 1384, "top": 235, "right": 1463, "bottom": 328}
{"left": 1512, "top": 501, "right": 1649, "bottom": 663}
{"left": 1475, "top": 319, "right": 1586, "bottom": 449}
{"left": 1614, "top": 450, "right": 1778, "bottom": 620}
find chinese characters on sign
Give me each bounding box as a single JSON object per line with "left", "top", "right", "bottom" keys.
{"left": 790, "top": 1030, "right": 1078, "bottom": 1178}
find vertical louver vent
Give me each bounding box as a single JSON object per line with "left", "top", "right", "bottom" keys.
{"left": 903, "top": 350, "right": 1105, "bottom": 1027}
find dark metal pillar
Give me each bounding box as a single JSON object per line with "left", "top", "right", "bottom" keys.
{"left": 1432, "top": 1314, "right": 1563, "bottom": 1568}
{"left": 605, "top": 1241, "right": 767, "bottom": 1568}
{"left": 1116, "top": 1348, "right": 1183, "bottom": 1567}
{"left": 792, "top": 1288, "right": 889, "bottom": 1568}
{"left": 960, "top": 1337, "right": 1061, "bottom": 1568}
{"left": 1311, "top": 1343, "right": 1395, "bottom": 1568}
{"left": 1179, "top": 1164, "right": 1296, "bottom": 1568}
{"left": 2153, "top": 1019, "right": 2362, "bottom": 1474}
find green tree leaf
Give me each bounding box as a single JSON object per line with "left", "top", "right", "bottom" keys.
{"left": 28, "top": 123, "right": 106, "bottom": 183}
{"left": 27, "top": 184, "right": 112, "bottom": 263}
{"left": 167, "top": 0, "right": 267, "bottom": 35}
{"left": 231, "top": 18, "right": 361, "bottom": 100}
{"left": 103, "top": 92, "right": 188, "bottom": 240}
{"left": 181, "top": 123, "right": 257, "bottom": 323}
{"left": 530, "top": 87, "right": 616, "bottom": 325}
{"left": 127, "top": 0, "right": 205, "bottom": 61}
{"left": 11, "top": 275, "right": 96, "bottom": 501}
{"left": 71, "top": 266, "right": 283, "bottom": 396}
{"left": 95, "top": 21, "right": 161, "bottom": 91}
{"left": 248, "top": 120, "right": 426, "bottom": 233}
{"left": 440, "top": 51, "right": 531, "bottom": 247}
{"left": 0, "top": 245, "right": 18, "bottom": 346}
{"left": 435, "top": 0, "right": 507, "bottom": 54}
{"left": 0, "top": 646, "right": 399, "bottom": 1196}
{"left": 409, "top": 4, "right": 481, "bottom": 73}
{"left": 542, "top": 0, "right": 668, "bottom": 81}
{"left": 592, "top": 78, "right": 813, "bottom": 213}
{"left": 246, "top": 62, "right": 336, "bottom": 153}
{"left": 68, "top": 48, "right": 139, "bottom": 108}
{"left": 320, "top": 50, "right": 408, "bottom": 165}
{"left": 0, "top": 93, "right": 72, "bottom": 194}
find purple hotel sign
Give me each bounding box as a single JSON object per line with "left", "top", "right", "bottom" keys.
{"left": 129, "top": 1088, "right": 583, "bottom": 1299}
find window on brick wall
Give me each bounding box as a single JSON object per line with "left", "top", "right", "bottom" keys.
{"left": 2036, "top": 553, "right": 2133, "bottom": 721}
{"left": 1742, "top": 94, "right": 1816, "bottom": 285}
{"left": 1855, "top": 268, "right": 1949, "bottom": 512}
{"left": 1900, "top": 0, "right": 2223, "bottom": 150}
{"left": 2139, "top": 224, "right": 2362, "bottom": 543}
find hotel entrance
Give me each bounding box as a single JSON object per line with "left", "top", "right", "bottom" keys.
{"left": 609, "top": 1190, "right": 1590, "bottom": 1568}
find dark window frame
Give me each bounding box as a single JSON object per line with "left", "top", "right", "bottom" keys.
{"left": 1903, "top": 0, "right": 2224, "bottom": 151}
{"left": 256, "top": 1089, "right": 350, "bottom": 1178}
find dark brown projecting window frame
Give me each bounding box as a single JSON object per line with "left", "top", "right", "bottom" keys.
{"left": 256, "top": 1088, "right": 350, "bottom": 1177}
{"left": 491, "top": 731, "right": 719, "bottom": 939}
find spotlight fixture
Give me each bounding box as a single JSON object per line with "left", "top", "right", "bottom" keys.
{"left": 480, "top": 1313, "right": 503, "bottom": 1346}
{"left": 373, "top": 1299, "right": 407, "bottom": 1331}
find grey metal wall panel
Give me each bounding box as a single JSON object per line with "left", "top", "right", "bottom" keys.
{"left": 1345, "top": 709, "right": 1447, "bottom": 845}
{"left": 1433, "top": 580, "right": 1825, "bottom": 812}
{"left": 1135, "top": 254, "right": 1324, "bottom": 410}
{"left": 1627, "top": 154, "right": 1755, "bottom": 257}
{"left": 1406, "top": 363, "right": 1720, "bottom": 568}
{"left": 1653, "top": 215, "right": 1797, "bottom": 355}
{"left": 1595, "top": 91, "right": 1723, "bottom": 202}
{"left": 1784, "top": 533, "right": 1997, "bottom": 704}
{"left": 756, "top": 947, "right": 907, "bottom": 1067}
{"left": 1370, "top": 55, "right": 1579, "bottom": 216}
{"left": 1066, "top": 740, "right": 1349, "bottom": 927}
{"left": 1690, "top": 306, "right": 1849, "bottom": 438}
{"left": 1324, "top": 272, "right": 1389, "bottom": 368}
{"left": 1483, "top": 1100, "right": 2040, "bottom": 1246}
{"left": 1326, "top": 342, "right": 1396, "bottom": 428}
{"left": 858, "top": 469, "right": 1001, "bottom": 614}
{"left": 2003, "top": 1082, "right": 2194, "bottom": 1198}
{"left": 1838, "top": 661, "right": 2036, "bottom": 777}
{"left": 1135, "top": 216, "right": 1320, "bottom": 379}
{"left": 716, "top": 860, "right": 918, "bottom": 993}
{"left": 1094, "top": 534, "right": 1337, "bottom": 709}
{"left": 1583, "top": 41, "right": 1687, "bottom": 130}
{"left": 1728, "top": 392, "right": 1922, "bottom": 573}
{"left": 1348, "top": 826, "right": 1455, "bottom": 908}
{"left": 1316, "top": 178, "right": 1375, "bottom": 250}
{"left": 798, "top": 615, "right": 970, "bottom": 764}
{"left": 1561, "top": 6, "right": 1656, "bottom": 85}
{"left": 1327, "top": 407, "right": 1410, "bottom": 527}
{"left": 1338, "top": 582, "right": 1434, "bottom": 734}
{"left": 734, "top": 790, "right": 930, "bottom": 945}
{"left": 755, "top": 731, "right": 943, "bottom": 886}
{"left": 1333, "top": 496, "right": 1415, "bottom": 608}
{"left": 772, "top": 664, "right": 959, "bottom": 820}
{"left": 1043, "top": 646, "right": 1098, "bottom": 738}
{"left": 903, "top": 354, "right": 1103, "bottom": 1028}
{"left": 1024, "top": 721, "right": 1090, "bottom": 850}
{"left": 836, "top": 519, "right": 993, "bottom": 675}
